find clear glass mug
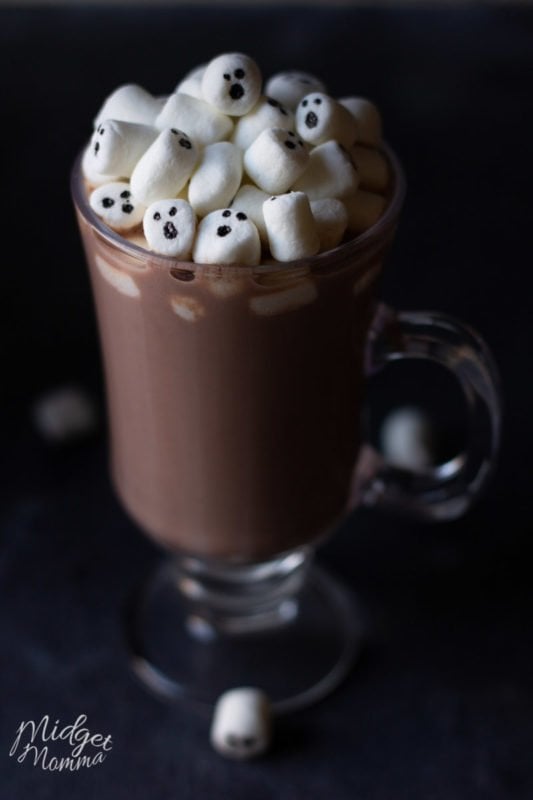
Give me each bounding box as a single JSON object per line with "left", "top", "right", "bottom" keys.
{"left": 72, "top": 148, "right": 501, "bottom": 713}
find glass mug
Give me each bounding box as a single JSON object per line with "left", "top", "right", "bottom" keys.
{"left": 72, "top": 148, "right": 500, "bottom": 713}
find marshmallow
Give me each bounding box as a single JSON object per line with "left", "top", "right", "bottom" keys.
{"left": 32, "top": 386, "right": 97, "bottom": 443}
{"left": 296, "top": 93, "right": 358, "bottom": 149}
{"left": 292, "top": 140, "right": 359, "bottom": 201}
{"left": 244, "top": 129, "right": 309, "bottom": 194}
{"left": 231, "top": 184, "right": 270, "bottom": 246}
{"left": 188, "top": 142, "right": 243, "bottom": 217}
{"left": 232, "top": 96, "right": 294, "bottom": 150}
{"left": 130, "top": 128, "right": 198, "bottom": 206}
{"left": 82, "top": 145, "right": 121, "bottom": 187}
{"left": 143, "top": 199, "right": 196, "bottom": 258}
{"left": 381, "top": 407, "right": 434, "bottom": 472}
{"left": 94, "top": 84, "right": 164, "bottom": 128}
{"left": 345, "top": 189, "right": 387, "bottom": 234}
{"left": 210, "top": 688, "right": 272, "bottom": 760}
{"left": 350, "top": 145, "right": 389, "bottom": 193}
{"left": 86, "top": 119, "right": 158, "bottom": 178}
{"left": 262, "top": 192, "right": 320, "bottom": 262}
{"left": 250, "top": 279, "right": 318, "bottom": 316}
{"left": 202, "top": 53, "right": 262, "bottom": 117}
{"left": 175, "top": 64, "right": 206, "bottom": 100}
{"left": 155, "top": 93, "right": 233, "bottom": 146}
{"left": 89, "top": 182, "right": 145, "bottom": 231}
{"left": 193, "top": 208, "right": 260, "bottom": 266}
{"left": 310, "top": 198, "right": 348, "bottom": 252}
{"left": 265, "top": 71, "right": 326, "bottom": 110}
{"left": 339, "top": 97, "right": 382, "bottom": 147}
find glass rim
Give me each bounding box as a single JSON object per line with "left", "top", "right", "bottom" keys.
{"left": 71, "top": 142, "right": 406, "bottom": 274}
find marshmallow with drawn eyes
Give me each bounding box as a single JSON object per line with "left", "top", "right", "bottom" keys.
{"left": 155, "top": 93, "right": 233, "bottom": 146}
{"left": 130, "top": 128, "right": 198, "bottom": 206}
{"left": 94, "top": 84, "right": 164, "bottom": 128}
{"left": 175, "top": 64, "right": 206, "bottom": 100}
{"left": 210, "top": 688, "right": 272, "bottom": 760}
{"left": 263, "top": 192, "right": 320, "bottom": 262}
{"left": 231, "top": 185, "right": 270, "bottom": 246}
{"left": 89, "top": 182, "right": 145, "bottom": 231}
{"left": 193, "top": 208, "right": 260, "bottom": 266}
{"left": 188, "top": 142, "right": 243, "bottom": 218}
{"left": 339, "top": 97, "right": 382, "bottom": 147}
{"left": 82, "top": 145, "right": 121, "bottom": 187}
{"left": 244, "top": 128, "right": 309, "bottom": 194}
{"left": 202, "top": 52, "right": 262, "bottom": 117}
{"left": 293, "top": 140, "right": 359, "bottom": 200}
{"left": 265, "top": 71, "right": 326, "bottom": 111}
{"left": 232, "top": 96, "right": 294, "bottom": 151}
{"left": 86, "top": 119, "right": 158, "bottom": 178}
{"left": 296, "top": 93, "right": 358, "bottom": 149}
{"left": 310, "top": 198, "right": 348, "bottom": 252}
{"left": 143, "top": 199, "right": 196, "bottom": 258}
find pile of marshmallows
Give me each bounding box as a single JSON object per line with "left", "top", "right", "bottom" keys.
{"left": 83, "top": 53, "right": 389, "bottom": 266}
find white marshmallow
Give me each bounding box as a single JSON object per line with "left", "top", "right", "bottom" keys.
{"left": 86, "top": 119, "right": 158, "bottom": 178}
{"left": 339, "top": 97, "right": 382, "bottom": 147}
{"left": 193, "top": 208, "right": 260, "bottom": 266}
{"left": 381, "top": 407, "right": 434, "bottom": 472}
{"left": 350, "top": 145, "right": 389, "bottom": 192}
{"left": 130, "top": 128, "right": 198, "bottom": 206}
{"left": 202, "top": 53, "right": 262, "bottom": 117}
{"left": 94, "top": 84, "right": 164, "bottom": 128}
{"left": 32, "top": 386, "right": 97, "bottom": 443}
{"left": 155, "top": 93, "right": 233, "bottom": 145}
{"left": 232, "top": 96, "right": 294, "bottom": 150}
{"left": 345, "top": 189, "right": 387, "bottom": 234}
{"left": 175, "top": 64, "right": 206, "bottom": 100}
{"left": 265, "top": 71, "right": 326, "bottom": 110}
{"left": 244, "top": 128, "right": 309, "bottom": 194}
{"left": 310, "top": 198, "right": 348, "bottom": 252}
{"left": 89, "top": 182, "right": 145, "bottom": 231}
{"left": 210, "top": 688, "right": 272, "bottom": 760}
{"left": 292, "top": 140, "right": 359, "bottom": 201}
{"left": 82, "top": 145, "right": 121, "bottom": 187}
{"left": 296, "top": 93, "right": 358, "bottom": 149}
{"left": 143, "top": 199, "right": 196, "bottom": 258}
{"left": 231, "top": 184, "right": 270, "bottom": 246}
{"left": 188, "top": 142, "right": 242, "bottom": 217}
{"left": 263, "top": 192, "right": 320, "bottom": 262}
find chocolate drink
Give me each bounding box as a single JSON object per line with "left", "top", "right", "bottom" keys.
{"left": 73, "top": 152, "right": 403, "bottom": 562}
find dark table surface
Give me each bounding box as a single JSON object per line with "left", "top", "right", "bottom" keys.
{"left": 1, "top": 6, "right": 532, "bottom": 799}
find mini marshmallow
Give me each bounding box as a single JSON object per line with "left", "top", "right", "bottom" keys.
{"left": 32, "top": 386, "right": 97, "bottom": 443}
{"left": 89, "top": 182, "right": 145, "bottom": 231}
{"left": 231, "top": 184, "right": 270, "bottom": 246}
{"left": 188, "top": 142, "right": 243, "bottom": 217}
{"left": 193, "top": 208, "right": 260, "bottom": 266}
{"left": 202, "top": 53, "right": 262, "bottom": 117}
{"left": 94, "top": 84, "right": 164, "bottom": 128}
{"left": 265, "top": 71, "right": 326, "bottom": 110}
{"left": 143, "top": 199, "right": 196, "bottom": 258}
{"left": 244, "top": 128, "right": 309, "bottom": 194}
{"left": 82, "top": 145, "right": 121, "bottom": 187}
{"left": 310, "top": 198, "right": 348, "bottom": 252}
{"left": 380, "top": 407, "right": 434, "bottom": 472}
{"left": 175, "top": 64, "right": 206, "bottom": 100}
{"left": 339, "top": 97, "right": 382, "bottom": 147}
{"left": 210, "top": 688, "right": 272, "bottom": 760}
{"left": 292, "top": 140, "right": 359, "bottom": 201}
{"left": 263, "top": 192, "right": 320, "bottom": 262}
{"left": 350, "top": 145, "right": 389, "bottom": 193}
{"left": 130, "top": 128, "right": 197, "bottom": 206}
{"left": 86, "top": 119, "right": 158, "bottom": 178}
{"left": 345, "top": 189, "right": 387, "bottom": 234}
{"left": 232, "top": 96, "right": 294, "bottom": 150}
{"left": 155, "top": 93, "right": 233, "bottom": 146}
{"left": 296, "top": 93, "right": 358, "bottom": 149}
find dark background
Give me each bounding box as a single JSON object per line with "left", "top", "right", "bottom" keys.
{"left": 1, "top": 6, "right": 532, "bottom": 798}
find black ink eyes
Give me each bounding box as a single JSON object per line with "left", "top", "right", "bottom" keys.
{"left": 153, "top": 212, "right": 161, "bottom": 220}
{"left": 102, "top": 197, "right": 114, "bottom": 208}
{"left": 236, "top": 212, "right": 247, "bottom": 220}
{"left": 302, "top": 97, "right": 322, "bottom": 108}
{"left": 179, "top": 138, "right": 192, "bottom": 149}
{"left": 120, "top": 190, "right": 131, "bottom": 199}
{"left": 222, "top": 209, "right": 231, "bottom": 217}
{"left": 234, "top": 68, "right": 245, "bottom": 79}
{"left": 169, "top": 206, "right": 177, "bottom": 216}
{"left": 93, "top": 142, "right": 100, "bottom": 155}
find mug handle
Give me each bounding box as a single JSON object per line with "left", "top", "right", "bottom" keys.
{"left": 350, "top": 304, "right": 502, "bottom": 520}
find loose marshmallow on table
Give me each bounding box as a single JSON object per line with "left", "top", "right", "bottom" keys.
{"left": 130, "top": 128, "right": 197, "bottom": 206}
{"left": 350, "top": 145, "right": 389, "bottom": 193}
{"left": 310, "top": 198, "right": 348, "bottom": 252}
{"left": 293, "top": 140, "right": 359, "bottom": 200}
{"left": 94, "top": 84, "right": 164, "bottom": 128}
{"left": 339, "top": 97, "right": 382, "bottom": 147}
{"left": 244, "top": 129, "right": 309, "bottom": 194}
{"left": 231, "top": 184, "right": 270, "bottom": 246}
{"left": 82, "top": 145, "right": 121, "bottom": 187}
{"left": 155, "top": 93, "right": 233, "bottom": 146}
{"left": 193, "top": 208, "right": 261, "bottom": 266}
{"left": 265, "top": 71, "right": 326, "bottom": 110}
{"left": 188, "top": 142, "right": 243, "bottom": 217}
{"left": 143, "top": 199, "right": 196, "bottom": 258}
{"left": 345, "top": 189, "right": 387, "bottom": 234}
{"left": 296, "top": 93, "right": 358, "bottom": 149}
{"left": 263, "top": 192, "right": 320, "bottom": 262}
{"left": 232, "top": 96, "right": 294, "bottom": 151}
{"left": 175, "top": 64, "right": 206, "bottom": 100}
{"left": 202, "top": 52, "right": 262, "bottom": 116}
{"left": 86, "top": 119, "right": 158, "bottom": 178}
{"left": 210, "top": 688, "right": 272, "bottom": 760}
{"left": 89, "top": 182, "right": 145, "bottom": 231}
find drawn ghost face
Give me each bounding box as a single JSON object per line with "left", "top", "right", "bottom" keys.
{"left": 202, "top": 53, "right": 262, "bottom": 116}
{"left": 143, "top": 199, "right": 196, "bottom": 258}
{"left": 89, "top": 182, "right": 145, "bottom": 230}
{"left": 192, "top": 208, "right": 261, "bottom": 266}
